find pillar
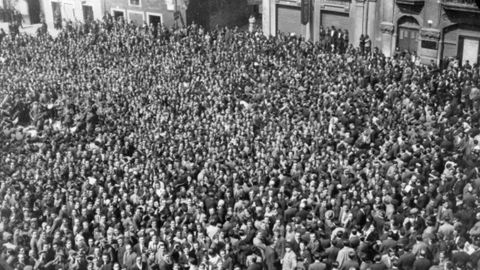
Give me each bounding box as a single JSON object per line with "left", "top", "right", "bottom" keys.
{"left": 305, "top": 21, "right": 311, "bottom": 41}
{"left": 367, "top": 0, "right": 377, "bottom": 44}
{"left": 313, "top": 0, "right": 321, "bottom": 42}
{"left": 379, "top": 0, "right": 395, "bottom": 57}
{"left": 352, "top": 0, "right": 365, "bottom": 47}
{"left": 262, "top": 0, "right": 272, "bottom": 36}
{"left": 270, "top": 0, "right": 276, "bottom": 36}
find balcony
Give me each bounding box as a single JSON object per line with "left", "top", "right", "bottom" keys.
{"left": 441, "top": 0, "right": 480, "bottom": 13}
{"left": 396, "top": 0, "right": 425, "bottom": 6}
{"left": 325, "top": 0, "right": 351, "bottom": 4}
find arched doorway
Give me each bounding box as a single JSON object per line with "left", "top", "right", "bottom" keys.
{"left": 397, "top": 16, "right": 420, "bottom": 54}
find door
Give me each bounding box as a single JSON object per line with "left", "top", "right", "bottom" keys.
{"left": 83, "top": 5, "right": 94, "bottom": 22}
{"left": 459, "top": 36, "right": 480, "bottom": 66}
{"left": 321, "top": 11, "right": 349, "bottom": 30}
{"left": 149, "top": 15, "right": 161, "bottom": 28}
{"left": 113, "top": 10, "right": 125, "bottom": 21}
{"left": 51, "top": 2, "right": 61, "bottom": 28}
{"left": 277, "top": 5, "right": 302, "bottom": 36}
{"left": 398, "top": 27, "right": 419, "bottom": 54}
{"left": 28, "top": 0, "right": 41, "bottom": 24}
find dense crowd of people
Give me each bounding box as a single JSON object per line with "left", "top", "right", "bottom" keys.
{"left": 0, "top": 16, "right": 480, "bottom": 270}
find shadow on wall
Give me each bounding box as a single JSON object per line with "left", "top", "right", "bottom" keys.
{"left": 187, "top": 0, "right": 249, "bottom": 30}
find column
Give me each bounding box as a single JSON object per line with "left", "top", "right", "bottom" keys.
{"left": 313, "top": 0, "right": 321, "bottom": 42}
{"left": 305, "top": 21, "right": 311, "bottom": 41}
{"left": 380, "top": 0, "right": 395, "bottom": 57}
{"left": 262, "top": 0, "right": 272, "bottom": 36}
{"left": 270, "top": 0, "right": 276, "bottom": 36}
{"left": 367, "top": 0, "right": 377, "bottom": 44}
{"left": 352, "top": 0, "right": 365, "bottom": 47}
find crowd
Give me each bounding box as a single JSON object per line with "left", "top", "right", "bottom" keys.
{"left": 0, "top": 16, "right": 480, "bottom": 270}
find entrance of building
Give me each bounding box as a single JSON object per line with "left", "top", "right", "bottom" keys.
{"left": 397, "top": 16, "right": 420, "bottom": 54}
{"left": 28, "top": 0, "right": 41, "bottom": 23}
{"left": 148, "top": 14, "right": 161, "bottom": 28}
{"left": 51, "top": 2, "right": 62, "bottom": 29}
{"left": 83, "top": 5, "right": 94, "bottom": 22}
{"left": 276, "top": 5, "right": 302, "bottom": 36}
{"left": 113, "top": 10, "right": 125, "bottom": 21}
{"left": 458, "top": 36, "right": 480, "bottom": 66}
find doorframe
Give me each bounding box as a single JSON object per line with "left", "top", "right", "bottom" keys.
{"left": 146, "top": 12, "right": 163, "bottom": 26}
{"left": 397, "top": 27, "right": 420, "bottom": 53}
{"left": 458, "top": 35, "right": 480, "bottom": 66}
{"left": 82, "top": 4, "right": 94, "bottom": 22}
{"left": 111, "top": 8, "right": 126, "bottom": 19}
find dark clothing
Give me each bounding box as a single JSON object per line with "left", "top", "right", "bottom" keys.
{"left": 412, "top": 258, "right": 431, "bottom": 270}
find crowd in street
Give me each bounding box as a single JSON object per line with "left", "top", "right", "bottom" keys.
{"left": 1, "top": 17, "right": 480, "bottom": 270}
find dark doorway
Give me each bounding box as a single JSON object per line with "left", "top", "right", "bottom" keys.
{"left": 149, "top": 14, "right": 161, "bottom": 28}
{"left": 113, "top": 10, "right": 125, "bottom": 21}
{"left": 83, "top": 5, "right": 94, "bottom": 22}
{"left": 27, "top": 0, "right": 41, "bottom": 24}
{"left": 51, "top": 1, "right": 61, "bottom": 29}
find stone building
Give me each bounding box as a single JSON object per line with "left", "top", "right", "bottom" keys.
{"left": 262, "top": 0, "right": 480, "bottom": 65}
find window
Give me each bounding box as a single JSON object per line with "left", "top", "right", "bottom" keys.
{"left": 129, "top": 0, "right": 141, "bottom": 6}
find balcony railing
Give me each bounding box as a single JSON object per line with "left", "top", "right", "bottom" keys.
{"left": 441, "top": 0, "right": 480, "bottom": 13}
{"left": 325, "top": 0, "right": 351, "bottom": 4}
{"left": 396, "top": 0, "right": 425, "bottom": 5}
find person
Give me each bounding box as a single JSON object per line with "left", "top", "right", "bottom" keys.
{"left": 364, "top": 35, "right": 371, "bottom": 55}
{"left": 0, "top": 14, "right": 479, "bottom": 270}
{"left": 282, "top": 243, "right": 297, "bottom": 270}
{"left": 309, "top": 253, "right": 327, "bottom": 270}
{"left": 412, "top": 249, "right": 431, "bottom": 270}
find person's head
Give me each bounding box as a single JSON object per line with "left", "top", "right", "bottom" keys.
{"left": 102, "top": 253, "right": 109, "bottom": 263}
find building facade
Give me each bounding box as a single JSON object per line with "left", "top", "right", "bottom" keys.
{"left": 39, "top": 0, "right": 251, "bottom": 32}
{"left": 187, "top": 0, "right": 251, "bottom": 31}
{"left": 1, "top": 0, "right": 41, "bottom": 24}
{"left": 263, "top": 0, "right": 480, "bottom": 65}
{"left": 40, "top": 0, "right": 104, "bottom": 29}
{"left": 105, "top": 0, "right": 188, "bottom": 28}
